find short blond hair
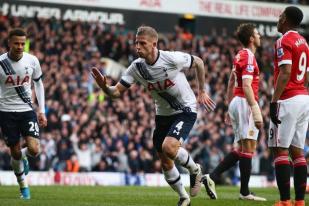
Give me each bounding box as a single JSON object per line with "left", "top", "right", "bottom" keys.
{"left": 136, "top": 26, "right": 158, "bottom": 41}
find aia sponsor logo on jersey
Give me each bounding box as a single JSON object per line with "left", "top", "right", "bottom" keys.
{"left": 5, "top": 75, "right": 30, "bottom": 86}
{"left": 277, "top": 47, "right": 284, "bottom": 58}
{"left": 147, "top": 79, "right": 175, "bottom": 91}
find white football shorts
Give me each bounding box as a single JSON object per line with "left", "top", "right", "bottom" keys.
{"left": 268, "top": 95, "right": 309, "bottom": 149}
{"left": 229, "top": 96, "right": 259, "bottom": 143}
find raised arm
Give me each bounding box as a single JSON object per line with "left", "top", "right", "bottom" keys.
{"left": 191, "top": 55, "right": 216, "bottom": 112}
{"left": 91, "top": 67, "right": 128, "bottom": 99}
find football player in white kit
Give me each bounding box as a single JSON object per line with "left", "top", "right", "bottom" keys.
{"left": 0, "top": 28, "right": 47, "bottom": 199}
{"left": 92, "top": 26, "right": 215, "bottom": 206}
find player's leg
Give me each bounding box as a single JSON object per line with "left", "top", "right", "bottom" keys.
{"left": 272, "top": 147, "right": 292, "bottom": 206}
{"left": 10, "top": 142, "right": 31, "bottom": 199}
{"left": 162, "top": 136, "right": 201, "bottom": 197}
{"left": 203, "top": 97, "right": 241, "bottom": 199}
{"left": 20, "top": 110, "right": 41, "bottom": 169}
{"left": 269, "top": 96, "right": 307, "bottom": 206}
{"left": 20, "top": 110, "right": 40, "bottom": 155}
{"left": 238, "top": 139, "right": 255, "bottom": 197}
{"left": 238, "top": 139, "right": 265, "bottom": 201}
{"left": 209, "top": 148, "right": 241, "bottom": 182}
{"left": 162, "top": 112, "right": 201, "bottom": 197}
{"left": 202, "top": 143, "right": 241, "bottom": 200}
{"left": 0, "top": 111, "right": 30, "bottom": 199}
{"left": 290, "top": 146, "right": 306, "bottom": 206}
{"left": 269, "top": 121, "right": 294, "bottom": 205}
{"left": 153, "top": 115, "right": 190, "bottom": 206}
{"left": 289, "top": 99, "right": 309, "bottom": 206}
{"left": 158, "top": 152, "right": 190, "bottom": 206}
{"left": 24, "top": 136, "right": 40, "bottom": 157}
{"left": 208, "top": 107, "right": 241, "bottom": 182}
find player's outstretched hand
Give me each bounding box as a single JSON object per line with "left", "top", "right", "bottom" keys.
{"left": 38, "top": 112, "right": 47, "bottom": 128}
{"left": 91, "top": 67, "right": 107, "bottom": 89}
{"left": 197, "top": 91, "right": 216, "bottom": 112}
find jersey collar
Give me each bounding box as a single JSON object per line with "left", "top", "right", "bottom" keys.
{"left": 147, "top": 50, "right": 160, "bottom": 66}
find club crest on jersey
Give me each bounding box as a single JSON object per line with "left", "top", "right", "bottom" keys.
{"left": 246, "top": 65, "right": 254, "bottom": 73}
{"left": 277, "top": 47, "right": 284, "bottom": 58}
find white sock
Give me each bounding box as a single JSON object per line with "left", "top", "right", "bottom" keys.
{"left": 11, "top": 158, "right": 28, "bottom": 188}
{"left": 163, "top": 165, "right": 189, "bottom": 199}
{"left": 21, "top": 148, "right": 29, "bottom": 158}
{"left": 175, "top": 147, "right": 198, "bottom": 174}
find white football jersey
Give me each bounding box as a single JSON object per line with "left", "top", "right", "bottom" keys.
{"left": 0, "top": 52, "right": 42, "bottom": 112}
{"left": 121, "top": 50, "right": 197, "bottom": 115}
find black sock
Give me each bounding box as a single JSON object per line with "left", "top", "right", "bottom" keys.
{"left": 293, "top": 156, "right": 307, "bottom": 201}
{"left": 274, "top": 155, "right": 291, "bottom": 201}
{"left": 210, "top": 150, "right": 239, "bottom": 181}
{"left": 239, "top": 152, "right": 253, "bottom": 196}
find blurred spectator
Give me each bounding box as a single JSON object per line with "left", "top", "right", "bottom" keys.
{"left": 66, "top": 154, "right": 80, "bottom": 172}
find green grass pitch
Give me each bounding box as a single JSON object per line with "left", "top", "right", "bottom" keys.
{"left": 0, "top": 186, "right": 308, "bottom": 206}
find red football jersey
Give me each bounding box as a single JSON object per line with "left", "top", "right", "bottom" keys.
{"left": 274, "top": 30, "right": 309, "bottom": 100}
{"left": 233, "top": 48, "right": 260, "bottom": 101}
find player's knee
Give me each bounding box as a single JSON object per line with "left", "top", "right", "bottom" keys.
{"left": 162, "top": 142, "right": 177, "bottom": 159}
{"left": 272, "top": 147, "right": 289, "bottom": 158}
{"left": 289, "top": 146, "right": 303, "bottom": 160}
{"left": 28, "top": 144, "right": 40, "bottom": 157}
{"left": 241, "top": 145, "right": 254, "bottom": 153}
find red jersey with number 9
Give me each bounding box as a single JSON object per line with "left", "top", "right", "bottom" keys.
{"left": 233, "top": 48, "right": 260, "bottom": 101}
{"left": 274, "top": 30, "right": 309, "bottom": 100}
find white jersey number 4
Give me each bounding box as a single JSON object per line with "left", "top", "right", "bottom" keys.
{"left": 173, "top": 121, "right": 184, "bottom": 135}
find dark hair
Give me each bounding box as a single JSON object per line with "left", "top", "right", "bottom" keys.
{"left": 284, "top": 6, "right": 303, "bottom": 27}
{"left": 236, "top": 23, "right": 256, "bottom": 47}
{"left": 8, "top": 28, "right": 27, "bottom": 39}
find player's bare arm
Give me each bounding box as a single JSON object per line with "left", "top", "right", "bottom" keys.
{"left": 270, "top": 64, "right": 292, "bottom": 127}
{"left": 224, "top": 70, "right": 236, "bottom": 125}
{"left": 191, "top": 55, "right": 216, "bottom": 112}
{"left": 271, "top": 64, "right": 292, "bottom": 102}
{"left": 91, "top": 67, "right": 128, "bottom": 99}
{"left": 227, "top": 70, "right": 235, "bottom": 104}
{"left": 243, "top": 78, "right": 263, "bottom": 129}
{"left": 33, "top": 78, "right": 47, "bottom": 128}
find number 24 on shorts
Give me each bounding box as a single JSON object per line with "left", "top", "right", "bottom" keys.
{"left": 28, "top": 121, "right": 39, "bottom": 136}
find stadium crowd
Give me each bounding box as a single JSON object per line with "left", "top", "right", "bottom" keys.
{"left": 0, "top": 13, "right": 308, "bottom": 184}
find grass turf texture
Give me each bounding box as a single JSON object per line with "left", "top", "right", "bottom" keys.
{"left": 0, "top": 186, "right": 308, "bottom": 206}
